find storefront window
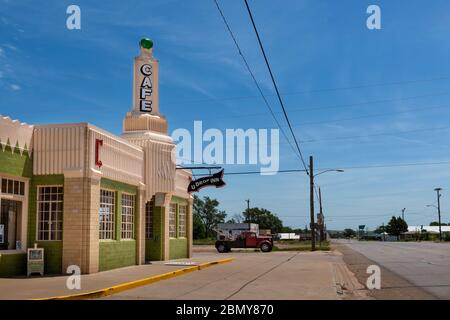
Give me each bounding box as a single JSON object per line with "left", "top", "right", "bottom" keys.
{"left": 37, "top": 186, "right": 63, "bottom": 241}
{"left": 169, "top": 203, "right": 177, "bottom": 238}
{"left": 1, "top": 178, "right": 25, "bottom": 196}
{"left": 0, "top": 200, "right": 22, "bottom": 250}
{"left": 121, "top": 194, "right": 135, "bottom": 240}
{"left": 145, "top": 201, "right": 153, "bottom": 239}
{"left": 99, "top": 190, "right": 115, "bottom": 240}
{"left": 178, "top": 205, "right": 187, "bottom": 238}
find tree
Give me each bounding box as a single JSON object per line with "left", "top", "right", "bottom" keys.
{"left": 226, "top": 213, "right": 244, "bottom": 224}
{"left": 281, "top": 226, "right": 294, "bottom": 233}
{"left": 386, "top": 216, "right": 408, "bottom": 240}
{"left": 374, "top": 225, "right": 387, "bottom": 234}
{"left": 242, "top": 207, "right": 283, "bottom": 233}
{"left": 193, "top": 213, "right": 206, "bottom": 239}
{"left": 430, "top": 221, "right": 448, "bottom": 226}
{"left": 193, "top": 195, "right": 226, "bottom": 238}
{"left": 343, "top": 228, "right": 356, "bottom": 238}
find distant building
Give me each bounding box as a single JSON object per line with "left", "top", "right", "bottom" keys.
{"left": 408, "top": 226, "right": 450, "bottom": 233}
{"left": 276, "top": 233, "right": 312, "bottom": 240}
{"left": 277, "top": 233, "right": 299, "bottom": 240}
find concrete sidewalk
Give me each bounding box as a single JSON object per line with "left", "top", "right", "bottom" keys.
{"left": 104, "top": 251, "right": 368, "bottom": 300}
{"left": 0, "top": 255, "right": 225, "bottom": 300}
{"left": 0, "top": 250, "right": 367, "bottom": 300}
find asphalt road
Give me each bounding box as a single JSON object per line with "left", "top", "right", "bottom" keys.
{"left": 335, "top": 239, "right": 450, "bottom": 299}
{"left": 102, "top": 251, "right": 349, "bottom": 300}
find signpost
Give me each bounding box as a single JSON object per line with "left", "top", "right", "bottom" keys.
{"left": 27, "top": 243, "right": 44, "bottom": 276}
{"left": 358, "top": 225, "right": 366, "bottom": 240}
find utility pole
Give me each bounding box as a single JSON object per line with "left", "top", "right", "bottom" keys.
{"left": 309, "top": 156, "right": 316, "bottom": 251}
{"left": 402, "top": 208, "right": 406, "bottom": 221}
{"left": 245, "top": 199, "right": 250, "bottom": 217}
{"left": 435, "top": 188, "right": 443, "bottom": 242}
{"left": 319, "top": 187, "right": 324, "bottom": 244}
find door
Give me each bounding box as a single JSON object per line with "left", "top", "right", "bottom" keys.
{"left": 245, "top": 232, "right": 258, "bottom": 248}
{"left": 0, "top": 200, "right": 21, "bottom": 250}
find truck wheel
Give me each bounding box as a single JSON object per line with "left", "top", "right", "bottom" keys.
{"left": 216, "top": 243, "right": 228, "bottom": 253}
{"left": 260, "top": 243, "right": 272, "bottom": 252}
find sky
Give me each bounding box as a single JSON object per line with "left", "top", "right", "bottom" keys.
{"left": 1, "top": 0, "right": 450, "bottom": 230}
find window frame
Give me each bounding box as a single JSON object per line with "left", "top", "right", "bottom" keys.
{"left": 1, "top": 177, "right": 26, "bottom": 197}
{"left": 99, "top": 188, "right": 116, "bottom": 241}
{"left": 145, "top": 200, "right": 154, "bottom": 240}
{"left": 36, "top": 185, "right": 64, "bottom": 241}
{"left": 178, "top": 204, "right": 187, "bottom": 238}
{"left": 168, "top": 203, "right": 177, "bottom": 238}
{"left": 120, "top": 193, "right": 135, "bottom": 240}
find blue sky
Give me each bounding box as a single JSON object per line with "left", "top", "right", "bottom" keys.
{"left": 1, "top": 0, "right": 450, "bottom": 230}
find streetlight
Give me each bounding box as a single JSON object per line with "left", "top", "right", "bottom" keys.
{"left": 309, "top": 155, "right": 344, "bottom": 251}
{"left": 402, "top": 208, "right": 406, "bottom": 221}
{"left": 314, "top": 169, "right": 345, "bottom": 177}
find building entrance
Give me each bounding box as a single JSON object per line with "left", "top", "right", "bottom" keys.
{"left": 0, "top": 200, "right": 22, "bottom": 250}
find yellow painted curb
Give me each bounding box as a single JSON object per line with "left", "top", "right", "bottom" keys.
{"left": 34, "top": 258, "right": 234, "bottom": 300}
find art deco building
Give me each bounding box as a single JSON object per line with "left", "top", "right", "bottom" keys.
{"left": 0, "top": 38, "right": 193, "bottom": 276}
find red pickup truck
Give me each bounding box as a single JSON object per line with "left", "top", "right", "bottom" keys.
{"left": 215, "top": 231, "right": 273, "bottom": 253}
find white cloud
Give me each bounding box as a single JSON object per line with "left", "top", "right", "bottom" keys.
{"left": 10, "top": 84, "right": 20, "bottom": 90}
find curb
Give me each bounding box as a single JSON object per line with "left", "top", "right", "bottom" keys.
{"left": 35, "top": 258, "right": 234, "bottom": 300}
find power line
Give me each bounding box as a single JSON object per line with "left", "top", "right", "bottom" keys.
{"left": 172, "top": 90, "right": 450, "bottom": 121}
{"left": 243, "top": 0, "right": 309, "bottom": 174}
{"left": 163, "top": 76, "right": 450, "bottom": 107}
{"left": 229, "top": 123, "right": 450, "bottom": 146}
{"left": 290, "top": 103, "right": 450, "bottom": 127}
{"left": 176, "top": 124, "right": 450, "bottom": 152}
{"left": 299, "top": 124, "right": 450, "bottom": 144}
{"left": 218, "top": 160, "right": 450, "bottom": 176}
{"left": 328, "top": 161, "right": 450, "bottom": 171}
{"left": 225, "top": 169, "right": 306, "bottom": 175}
{"left": 212, "top": 0, "right": 304, "bottom": 165}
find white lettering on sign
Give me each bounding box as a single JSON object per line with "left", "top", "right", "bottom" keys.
{"left": 140, "top": 64, "right": 153, "bottom": 112}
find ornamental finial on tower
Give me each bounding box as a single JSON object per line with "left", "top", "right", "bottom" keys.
{"left": 140, "top": 38, "right": 153, "bottom": 50}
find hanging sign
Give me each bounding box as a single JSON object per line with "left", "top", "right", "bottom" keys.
{"left": 188, "top": 169, "right": 226, "bottom": 193}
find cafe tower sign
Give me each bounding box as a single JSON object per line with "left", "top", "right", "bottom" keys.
{"left": 133, "top": 38, "right": 159, "bottom": 114}
{"left": 122, "top": 38, "right": 176, "bottom": 196}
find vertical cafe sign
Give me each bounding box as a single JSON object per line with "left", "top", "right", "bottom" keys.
{"left": 134, "top": 38, "right": 159, "bottom": 115}
{"left": 140, "top": 62, "right": 153, "bottom": 112}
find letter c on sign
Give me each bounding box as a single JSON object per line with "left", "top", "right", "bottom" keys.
{"left": 95, "top": 139, "right": 103, "bottom": 168}
{"left": 140, "top": 64, "right": 152, "bottom": 76}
